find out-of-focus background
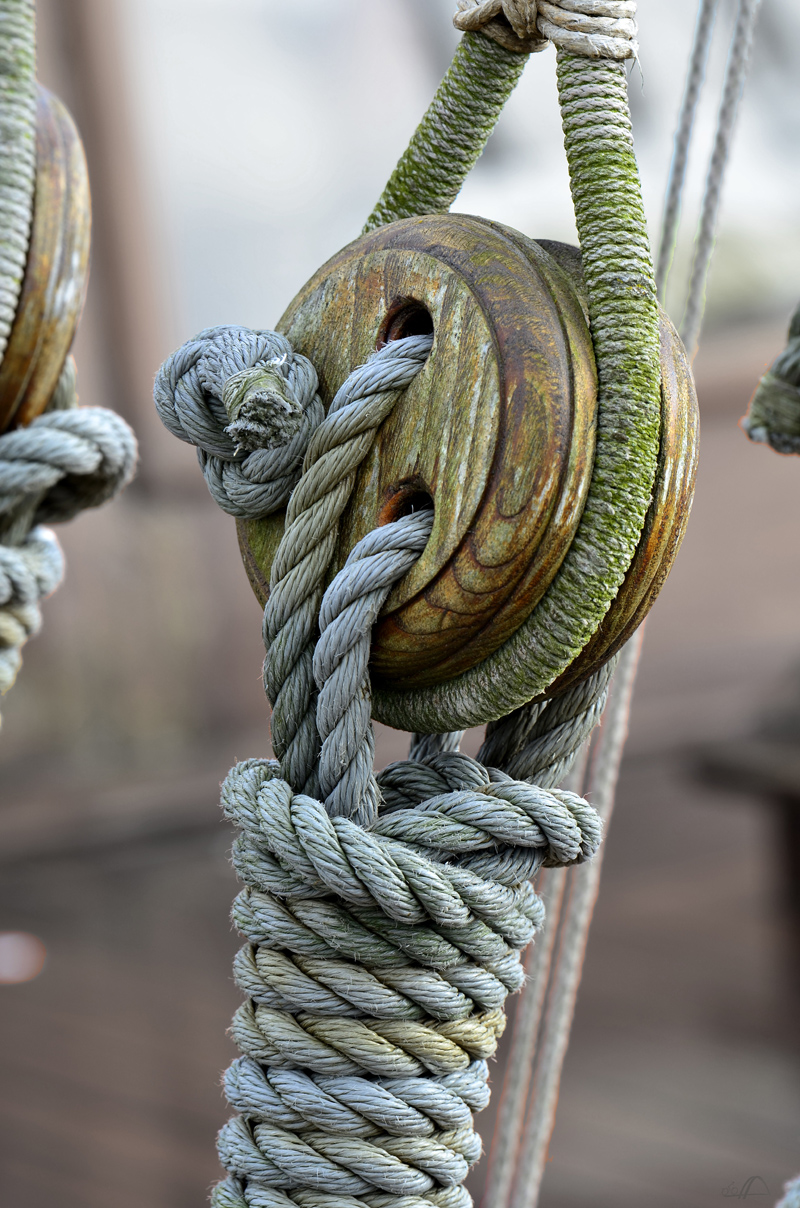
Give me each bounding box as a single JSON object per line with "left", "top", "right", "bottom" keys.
{"left": 1, "top": 1, "right": 800, "bottom": 1205}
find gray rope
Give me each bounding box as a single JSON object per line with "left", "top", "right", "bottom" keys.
{"left": 0, "top": 360, "right": 137, "bottom": 705}
{"left": 0, "top": 0, "right": 36, "bottom": 364}
{"left": 655, "top": 0, "right": 719, "bottom": 297}
{"left": 0, "top": 523, "right": 62, "bottom": 694}
{"left": 154, "top": 326, "right": 323, "bottom": 519}
{"left": 0, "top": 404, "right": 137, "bottom": 530}
{"left": 742, "top": 300, "right": 800, "bottom": 455}
{"left": 212, "top": 510, "right": 604, "bottom": 1208}
{"left": 680, "top": 0, "right": 763, "bottom": 354}
{"left": 263, "top": 335, "right": 433, "bottom": 799}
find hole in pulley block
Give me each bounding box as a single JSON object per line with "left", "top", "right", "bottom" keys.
{"left": 379, "top": 480, "right": 434, "bottom": 526}
{"left": 377, "top": 299, "right": 434, "bottom": 348}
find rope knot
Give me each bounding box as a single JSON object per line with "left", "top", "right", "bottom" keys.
{"left": 154, "top": 325, "right": 323, "bottom": 518}
{"left": 223, "top": 360, "right": 305, "bottom": 455}
{"left": 454, "top": 0, "right": 638, "bottom": 60}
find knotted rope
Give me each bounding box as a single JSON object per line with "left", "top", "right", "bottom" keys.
{"left": 155, "top": 328, "right": 611, "bottom": 1208}
{"left": 154, "top": 326, "right": 323, "bottom": 519}
{"left": 152, "top": 5, "right": 675, "bottom": 1204}
{"left": 742, "top": 300, "right": 800, "bottom": 455}
{"left": 453, "top": 0, "right": 638, "bottom": 61}
{"left": 0, "top": 357, "right": 137, "bottom": 704}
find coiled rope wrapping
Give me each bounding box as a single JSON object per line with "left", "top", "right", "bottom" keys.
{"left": 0, "top": 0, "right": 37, "bottom": 360}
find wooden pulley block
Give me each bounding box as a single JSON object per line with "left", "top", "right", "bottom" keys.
{"left": 238, "top": 213, "right": 698, "bottom": 700}
{"left": 0, "top": 86, "right": 91, "bottom": 433}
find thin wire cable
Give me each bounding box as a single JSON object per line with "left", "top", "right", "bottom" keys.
{"left": 508, "top": 628, "right": 645, "bottom": 1208}
{"left": 655, "top": 0, "right": 720, "bottom": 298}
{"left": 681, "top": 0, "right": 764, "bottom": 354}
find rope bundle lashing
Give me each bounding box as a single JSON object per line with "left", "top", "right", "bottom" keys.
{"left": 154, "top": 325, "right": 324, "bottom": 518}
{"left": 454, "top": 0, "right": 638, "bottom": 60}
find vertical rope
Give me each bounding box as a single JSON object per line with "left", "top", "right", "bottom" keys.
{"left": 363, "top": 32, "right": 528, "bottom": 233}
{"left": 681, "top": 0, "right": 763, "bottom": 354}
{"left": 478, "top": 752, "right": 588, "bottom": 1208}
{"left": 655, "top": 0, "right": 719, "bottom": 297}
{"left": 0, "top": 0, "right": 37, "bottom": 367}
{"left": 508, "top": 630, "right": 644, "bottom": 1208}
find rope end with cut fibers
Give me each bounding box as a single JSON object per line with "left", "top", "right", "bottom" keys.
{"left": 742, "top": 301, "right": 800, "bottom": 455}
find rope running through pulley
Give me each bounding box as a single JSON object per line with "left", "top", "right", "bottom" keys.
{"left": 151, "top": 3, "right": 717, "bottom": 1206}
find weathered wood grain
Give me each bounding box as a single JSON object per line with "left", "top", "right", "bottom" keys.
{"left": 238, "top": 214, "right": 597, "bottom": 687}
{"left": 237, "top": 214, "right": 698, "bottom": 700}
{"left": 0, "top": 86, "right": 91, "bottom": 433}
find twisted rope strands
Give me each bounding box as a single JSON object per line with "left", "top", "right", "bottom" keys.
{"left": 364, "top": 33, "right": 528, "bottom": 234}
{"left": 508, "top": 629, "right": 643, "bottom": 1208}
{"left": 0, "top": 0, "right": 36, "bottom": 363}
{"left": 477, "top": 748, "right": 588, "bottom": 1208}
{"left": 742, "top": 300, "right": 800, "bottom": 454}
{"left": 655, "top": 0, "right": 719, "bottom": 297}
{"left": 263, "top": 335, "right": 432, "bottom": 799}
{"left": 681, "top": 0, "right": 763, "bottom": 355}
{"left": 214, "top": 510, "right": 605, "bottom": 1208}
{"left": 154, "top": 326, "right": 324, "bottom": 519}
{"left": 0, "top": 364, "right": 136, "bottom": 705}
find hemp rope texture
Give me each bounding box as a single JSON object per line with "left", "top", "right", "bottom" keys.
{"left": 0, "top": 0, "right": 36, "bottom": 362}
{"left": 0, "top": 357, "right": 137, "bottom": 707}
{"left": 212, "top": 495, "right": 606, "bottom": 1208}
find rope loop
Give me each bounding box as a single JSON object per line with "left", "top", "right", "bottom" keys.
{"left": 454, "top": 0, "right": 638, "bottom": 60}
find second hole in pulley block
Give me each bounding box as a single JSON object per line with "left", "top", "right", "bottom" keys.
{"left": 379, "top": 479, "right": 434, "bottom": 525}
{"left": 377, "top": 299, "right": 434, "bottom": 347}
